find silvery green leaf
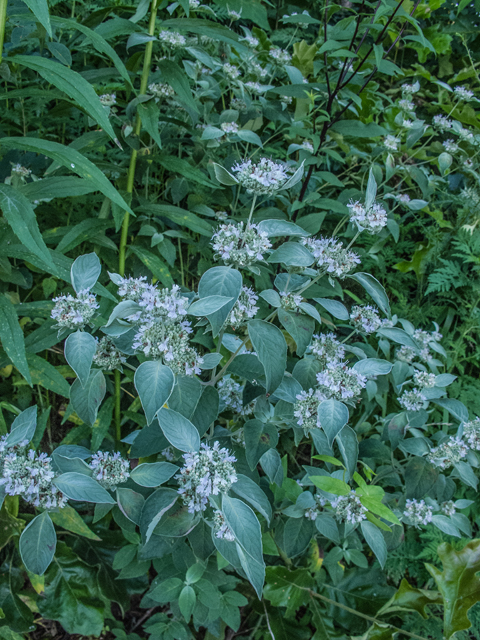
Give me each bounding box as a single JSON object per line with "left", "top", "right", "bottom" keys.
{"left": 314, "top": 298, "right": 349, "bottom": 321}
{"left": 6, "top": 405, "right": 37, "bottom": 447}
{"left": 70, "top": 252, "right": 101, "bottom": 293}
{"left": 134, "top": 361, "right": 175, "bottom": 425}
{"left": 54, "top": 472, "right": 116, "bottom": 504}
{"left": 20, "top": 512, "right": 56, "bottom": 576}
{"left": 212, "top": 163, "right": 239, "bottom": 186}
{"left": 281, "top": 161, "right": 305, "bottom": 190}
{"left": 64, "top": 331, "right": 97, "bottom": 387}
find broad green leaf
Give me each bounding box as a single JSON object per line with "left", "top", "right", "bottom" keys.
{"left": 128, "top": 245, "right": 173, "bottom": 287}
{"left": 139, "top": 203, "right": 213, "bottom": 236}
{"left": 0, "top": 138, "right": 133, "bottom": 214}
{"left": 64, "top": 331, "right": 97, "bottom": 387}
{"left": 314, "top": 297, "right": 349, "bottom": 320}
{"left": 116, "top": 487, "right": 145, "bottom": 524}
{"left": 315, "top": 514, "right": 340, "bottom": 544}
{"left": 0, "top": 294, "right": 31, "bottom": 385}
{"left": 71, "top": 253, "right": 101, "bottom": 293}
{"left": 309, "top": 476, "right": 350, "bottom": 495}
{"left": 426, "top": 541, "right": 480, "bottom": 640}
{"left": 70, "top": 370, "right": 106, "bottom": 425}
{"left": 188, "top": 295, "right": 234, "bottom": 316}
{"left": 350, "top": 272, "right": 390, "bottom": 316}
{"left": 377, "top": 327, "right": 419, "bottom": 350}
{"left": 20, "top": 177, "right": 97, "bottom": 200}
{"left": 222, "top": 495, "right": 265, "bottom": 598}
{"left": 360, "top": 497, "right": 401, "bottom": 525}
{"left": 26, "top": 353, "right": 71, "bottom": 397}
{"left": 264, "top": 566, "right": 313, "bottom": 614}
{"left": 158, "top": 156, "right": 218, "bottom": 188}
{"left": 278, "top": 308, "right": 315, "bottom": 357}
{"left": 54, "top": 472, "right": 116, "bottom": 504}
{"left": 257, "top": 220, "right": 309, "bottom": 238}
{"left": 405, "top": 457, "right": 438, "bottom": 499}
{"left": 139, "top": 487, "right": 179, "bottom": 543}
{"left": 336, "top": 426, "right": 358, "bottom": 480}
{"left": 377, "top": 578, "right": 442, "bottom": 619}
{"left": 248, "top": 320, "right": 287, "bottom": 393}
{"left": 56, "top": 219, "right": 113, "bottom": 254}
{"left": 268, "top": 242, "right": 314, "bottom": 267}
{"left": 232, "top": 474, "right": 272, "bottom": 524}
{"left": 137, "top": 100, "right": 162, "bottom": 148}
{"left": 0, "top": 184, "right": 55, "bottom": 269}
{"left": 433, "top": 398, "right": 469, "bottom": 423}
{"left": 212, "top": 163, "right": 238, "bottom": 186}
{"left": 353, "top": 359, "right": 393, "bottom": 377}
{"left": 12, "top": 56, "right": 117, "bottom": 141}
{"left": 157, "top": 59, "right": 199, "bottom": 113}
{"left": 130, "top": 461, "right": 178, "bottom": 487}
{"left": 19, "top": 512, "right": 56, "bottom": 576}
{"left": 198, "top": 266, "right": 242, "bottom": 337}
{"left": 365, "top": 167, "right": 378, "bottom": 210}
{"left": 6, "top": 405, "right": 37, "bottom": 447}
{"left": 23, "top": 0, "right": 52, "bottom": 36}
{"left": 317, "top": 399, "right": 349, "bottom": 445}
{"left": 49, "top": 505, "right": 101, "bottom": 541}
{"left": 157, "top": 407, "right": 200, "bottom": 452}
{"left": 134, "top": 361, "right": 175, "bottom": 425}
{"left": 179, "top": 585, "right": 196, "bottom": 621}
{"left": 361, "top": 521, "right": 387, "bottom": 568}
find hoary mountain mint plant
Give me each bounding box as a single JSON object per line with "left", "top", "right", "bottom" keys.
{"left": 0, "top": 0, "right": 479, "bottom": 638}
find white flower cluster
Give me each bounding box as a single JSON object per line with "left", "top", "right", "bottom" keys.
{"left": 158, "top": 30, "right": 186, "bottom": 48}
{"left": 89, "top": 451, "right": 130, "bottom": 491}
{"left": 99, "top": 94, "right": 116, "bottom": 107}
{"left": 294, "top": 389, "right": 321, "bottom": 432}
{"left": 244, "top": 81, "right": 264, "bottom": 94}
{"left": 300, "top": 236, "right": 360, "bottom": 277}
{"left": 213, "top": 509, "right": 235, "bottom": 541}
{"left": 11, "top": 164, "right": 31, "bottom": 177}
{"left": 433, "top": 115, "right": 452, "bottom": 132}
{"left": 442, "top": 500, "right": 456, "bottom": 516}
{"left": 443, "top": 139, "right": 459, "bottom": 154}
{"left": 403, "top": 499, "right": 433, "bottom": 527}
{"left": 249, "top": 62, "right": 268, "bottom": 79}
{"left": 398, "top": 388, "right": 426, "bottom": 412}
{"left": 396, "top": 346, "right": 416, "bottom": 363}
{"left": 149, "top": 83, "right": 175, "bottom": 99}
{"left": 217, "top": 375, "right": 244, "bottom": 413}
{"left": 116, "top": 275, "right": 151, "bottom": 301}
{"left": 304, "top": 494, "right": 327, "bottom": 521}
{"left": 221, "top": 122, "right": 239, "bottom": 134}
{"left": 231, "top": 158, "right": 290, "bottom": 195}
{"left": 426, "top": 436, "right": 468, "bottom": 470}
{"left": 211, "top": 222, "right": 272, "bottom": 268}
{"left": 350, "top": 305, "right": 381, "bottom": 334}
{"left": 241, "top": 35, "right": 259, "bottom": 47}
{"left": 454, "top": 85, "right": 474, "bottom": 102}
{"left": 413, "top": 328, "right": 442, "bottom": 362}
{"left": 269, "top": 47, "right": 291, "bottom": 65}
{"left": 463, "top": 417, "right": 480, "bottom": 450}
{"left": 413, "top": 371, "right": 436, "bottom": 389}
{"left": 347, "top": 200, "right": 388, "bottom": 234}
{"left": 398, "top": 99, "right": 415, "bottom": 113}
{"left": 302, "top": 141, "right": 314, "bottom": 153}
{"left": 132, "top": 319, "right": 203, "bottom": 375}
{"left": 223, "top": 63, "right": 241, "bottom": 80}
{"left": 176, "top": 442, "right": 237, "bottom": 513}
{"left": 309, "top": 333, "right": 345, "bottom": 364}
{"left": 397, "top": 194, "right": 411, "bottom": 204}
{"left": 228, "top": 286, "right": 258, "bottom": 328}
{"left": 384, "top": 135, "right": 400, "bottom": 151}
{"left": 280, "top": 291, "right": 303, "bottom": 312}
{"left": 316, "top": 361, "right": 367, "bottom": 402}
{"left": 331, "top": 491, "right": 367, "bottom": 525}
{"left": 227, "top": 8, "right": 241, "bottom": 19}
{"left": 51, "top": 290, "right": 99, "bottom": 329}
{"left": 93, "top": 336, "right": 126, "bottom": 371}
{"left": 0, "top": 442, "right": 67, "bottom": 510}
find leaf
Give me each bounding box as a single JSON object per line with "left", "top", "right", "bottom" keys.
{"left": 6, "top": 405, "right": 37, "bottom": 447}
{"left": 70, "top": 370, "right": 106, "bottom": 425}
{"left": 138, "top": 203, "right": 213, "bottom": 236}
{"left": 0, "top": 294, "right": 31, "bottom": 385}
{"left": 131, "top": 461, "right": 178, "bottom": 487}
{"left": 128, "top": 245, "right": 173, "bottom": 287}
{"left": 139, "top": 488, "right": 179, "bottom": 543}
{"left": 158, "top": 156, "right": 218, "bottom": 188}
{"left": 317, "top": 399, "right": 349, "bottom": 445}
{"left": 116, "top": 487, "right": 145, "bottom": 524}
{"left": 134, "top": 361, "right": 175, "bottom": 425}
{"left": 188, "top": 295, "right": 234, "bottom": 316}
{"left": 405, "top": 457, "right": 438, "bottom": 499}
{"left": 244, "top": 419, "right": 278, "bottom": 469}
{"left": 71, "top": 253, "right": 101, "bottom": 293}
{"left": 157, "top": 59, "right": 199, "bottom": 113}
{"left": 264, "top": 566, "right": 313, "bottom": 614}
{"left": 314, "top": 298, "right": 349, "bottom": 320}
{"left": 433, "top": 398, "right": 469, "bottom": 423}
{"left": 222, "top": 495, "right": 265, "bottom": 598}
{"left": 0, "top": 138, "right": 133, "bottom": 214}
{"left": 212, "top": 162, "right": 238, "bottom": 186}
{"left": 278, "top": 308, "right": 315, "bottom": 357}
{"left": 0, "top": 184, "right": 55, "bottom": 269}
{"left": 23, "top": 0, "right": 52, "bottom": 36}
{"left": 377, "top": 327, "right": 419, "bottom": 350}
{"left": 309, "top": 476, "right": 350, "bottom": 495}
{"left": 248, "top": 320, "right": 287, "bottom": 394}
{"left": 353, "top": 359, "right": 393, "bottom": 377}
{"left": 64, "top": 331, "right": 97, "bottom": 387}
{"left": 27, "top": 353, "right": 71, "bottom": 397}
{"left": 336, "top": 426, "right": 358, "bottom": 480}
{"left": 315, "top": 514, "right": 340, "bottom": 544}
{"left": 350, "top": 273, "right": 390, "bottom": 316}
{"left": 377, "top": 578, "right": 442, "bottom": 619}
{"left": 137, "top": 100, "right": 162, "bottom": 148}
{"left": 268, "top": 242, "right": 314, "bottom": 267}
{"left": 365, "top": 167, "right": 378, "bottom": 211}
{"left": 198, "top": 267, "right": 242, "bottom": 337}
{"left": 231, "top": 474, "right": 272, "bottom": 524}
{"left": 19, "top": 512, "right": 56, "bottom": 576}
{"left": 426, "top": 541, "right": 480, "bottom": 639}
{"left": 361, "top": 521, "right": 387, "bottom": 568}
{"left": 12, "top": 56, "right": 117, "bottom": 142}
{"left": 157, "top": 407, "right": 200, "bottom": 452}
{"left": 49, "top": 505, "right": 101, "bottom": 541}
{"left": 54, "top": 472, "right": 116, "bottom": 504}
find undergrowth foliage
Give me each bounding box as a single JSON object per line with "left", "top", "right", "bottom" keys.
{"left": 0, "top": 0, "right": 479, "bottom": 639}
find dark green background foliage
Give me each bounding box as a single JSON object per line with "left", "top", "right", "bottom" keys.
{"left": 0, "top": 0, "right": 479, "bottom": 639}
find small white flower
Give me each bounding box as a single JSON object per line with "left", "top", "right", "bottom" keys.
{"left": 464, "top": 417, "right": 480, "bottom": 450}
{"left": 158, "top": 30, "right": 186, "bottom": 48}
{"left": 454, "top": 85, "right": 474, "bottom": 102}
{"left": 228, "top": 286, "right": 258, "bottom": 328}
{"left": 413, "top": 371, "right": 436, "bottom": 389}
{"left": 433, "top": 115, "right": 452, "bottom": 131}
{"left": 241, "top": 35, "right": 259, "bottom": 47}
{"left": 223, "top": 63, "right": 241, "bottom": 80}
{"left": 350, "top": 305, "right": 381, "bottom": 334}
{"left": 401, "top": 82, "right": 420, "bottom": 95}
{"left": 443, "top": 139, "right": 459, "bottom": 153}
{"left": 396, "top": 345, "right": 416, "bottom": 363}
{"left": 300, "top": 236, "right": 360, "bottom": 276}
{"left": 244, "top": 81, "right": 264, "bottom": 94}
{"left": 399, "top": 99, "right": 415, "bottom": 112}
{"left": 221, "top": 121, "right": 239, "bottom": 134}
{"left": 213, "top": 509, "right": 235, "bottom": 541}
{"left": 398, "top": 388, "right": 426, "bottom": 412}
{"left": 51, "top": 290, "right": 99, "bottom": 329}
{"left": 232, "top": 158, "right": 292, "bottom": 195}
{"left": 280, "top": 291, "right": 303, "bottom": 311}
{"left": 397, "top": 194, "right": 411, "bottom": 204}
{"left": 99, "top": 93, "right": 116, "bottom": 107}
{"left": 294, "top": 389, "right": 321, "bottom": 432}
{"left": 316, "top": 362, "right": 366, "bottom": 402}
{"left": 426, "top": 437, "right": 468, "bottom": 470}
{"left": 269, "top": 47, "right": 291, "bottom": 65}
{"left": 93, "top": 336, "right": 126, "bottom": 371}
{"left": 403, "top": 499, "right": 433, "bottom": 527}
{"left": 89, "top": 451, "right": 130, "bottom": 491}
{"left": 211, "top": 222, "right": 272, "bottom": 268}
{"left": 176, "top": 442, "right": 237, "bottom": 513}
{"left": 309, "top": 333, "right": 345, "bottom": 364}
{"left": 301, "top": 141, "right": 314, "bottom": 153}
{"left": 11, "top": 163, "right": 31, "bottom": 177}
{"left": 227, "top": 8, "right": 241, "bottom": 20}
{"left": 441, "top": 500, "right": 456, "bottom": 516}
{"left": 331, "top": 491, "right": 367, "bottom": 525}
{"left": 347, "top": 200, "right": 388, "bottom": 234}
{"left": 149, "top": 83, "right": 175, "bottom": 99}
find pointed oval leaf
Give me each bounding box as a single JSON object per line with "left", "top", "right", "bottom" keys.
{"left": 20, "top": 512, "right": 56, "bottom": 576}
{"left": 64, "top": 331, "right": 97, "bottom": 387}
{"left": 134, "top": 361, "right": 175, "bottom": 425}
{"left": 157, "top": 408, "right": 200, "bottom": 452}
{"left": 54, "top": 472, "right": 116, "bottom": 503}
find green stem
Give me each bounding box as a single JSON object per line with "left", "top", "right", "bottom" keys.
{"left": 114, "top": 370, "right": 122, "bottom": 444}
{"left": 246, "top": 194, "right": 257, "bottom": 228}
{"left": 118, "top": 0, "right": 159, "bottom": 277}
{"left": 0, "top": 0, "right": 8, "bottom": 66}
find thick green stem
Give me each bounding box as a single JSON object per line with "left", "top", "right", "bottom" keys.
{"left": 0, "top": 0, "right": 8, "bottom": 65}
{"left": 116, "top": 0, "right": 159, "bottom": 442}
